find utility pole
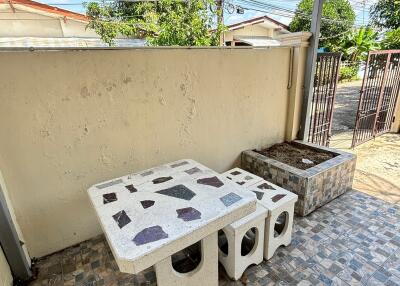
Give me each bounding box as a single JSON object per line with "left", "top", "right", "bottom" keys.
{"left": 298, "top": 0, "right": 324, "bottom": 141}
{"left": 362, "top": 0, "right": 366, "bottom": 26}
{"left": 216, "top": 0, "right": 224, "bottom": 45}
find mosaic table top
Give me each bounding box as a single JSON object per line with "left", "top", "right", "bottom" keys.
{"left": 87, "top": 159, "right": 257, "bottom": 274}
{"left": 223, "top": 168, "right": 298, "bottom": 215}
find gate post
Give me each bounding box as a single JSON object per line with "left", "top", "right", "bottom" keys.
{"left": 298, "top": 0, "right": 324, "bottom": 141}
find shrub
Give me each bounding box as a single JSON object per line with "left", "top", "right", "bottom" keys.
{"left": 339, "top": 63, "right": 359, "bottom": 82}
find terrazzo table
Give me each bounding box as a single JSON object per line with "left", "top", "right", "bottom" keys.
{"left": 87, "top": 159, "right": 257, "bottom": 286}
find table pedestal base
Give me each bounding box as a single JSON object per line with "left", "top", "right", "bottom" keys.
{"left": 154, "top": 232, "right": 218, "bottom": 286}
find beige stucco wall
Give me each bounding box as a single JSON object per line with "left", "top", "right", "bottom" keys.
{"left": 0, "top": 47, "right": 304, "bottom": 257}
{"left": 0, "top": 246, "right": 13, "bottom": 286}
{"left": 285, "top": 46, "right": 308, "bottom": 141}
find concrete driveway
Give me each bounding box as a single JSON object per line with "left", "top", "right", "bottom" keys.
{"left": 329, "top": 81, "right": 400, "bottom": 205}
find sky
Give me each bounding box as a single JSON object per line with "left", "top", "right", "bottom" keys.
{"left": 38, "top": 0, "right": 375, "bottom": 28}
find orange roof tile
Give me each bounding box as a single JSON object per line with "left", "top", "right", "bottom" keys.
{"left": 5, "top": 0, "right": 88, "bottom": 22}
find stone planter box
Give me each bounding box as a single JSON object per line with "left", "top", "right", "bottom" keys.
{"left": 241, "top": 141, "right": 356, "bottom": 216}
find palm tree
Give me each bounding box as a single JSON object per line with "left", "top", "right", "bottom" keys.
{"left": 337, "top": 27, "right": 379, "bottom": 62}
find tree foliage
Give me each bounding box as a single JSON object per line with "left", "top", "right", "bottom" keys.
{"left": 370, "top": 0, "right": 400, "bottom": 30}
{"left": 381, "top": 28, "right": 400, "bottom": 50}
{"left": 289, "top": 0, "right": 356, "bottom": 48}
{"left": 335, "top": 27, "right": 379, "bottom": 62}
{"left": 86, "top": 0, "right": 224, "bottom": 46}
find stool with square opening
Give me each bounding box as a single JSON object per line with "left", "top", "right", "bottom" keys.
{"left": 246, "top": 180, "right": 298, "bottom": 260}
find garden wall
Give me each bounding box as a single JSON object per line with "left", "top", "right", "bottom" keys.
{"left": 0, "top": 46, "right": 307, "bottom": 257}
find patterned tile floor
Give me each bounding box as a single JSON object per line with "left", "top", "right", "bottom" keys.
{"left": 29, "top": 190, "right": 400, "bottom": 286}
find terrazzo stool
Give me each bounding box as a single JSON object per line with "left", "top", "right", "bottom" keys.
{"left": 219, "top": 168, "right": 266, "bottom": 280}
{"left": 223, "top": 168, "right": 298, "bottom": 261}
{"left": 87, "top": 159, "right": 257, "bottom": 286}
{"left": 247, "top": 179, "right": 298, "bottom": 260}
{"left": 223, "top": 167, "right": 264, "bottom": 188}
{"left": 217, "top": 204, "right": 267, "bottom": 280}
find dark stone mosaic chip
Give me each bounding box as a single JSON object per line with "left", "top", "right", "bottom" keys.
{"left": 133, "top": 225, "right": 168, "bottom": 246}
{"left": 272, "top": 194, "right": 286, "bottom": 202}
{"left": 170, "top": 161, "right": 189, "bottom": 168}
{"left": 176, "top": 207, "right": 202, "bottom": 221}
{"left": 220, "top": 192, "right": 242, "bottom": 207}
{"left": 253, "top": 191, "right": 264, "bottom": 200}
{"left": 185, "top": 167, "right": 201, "bottom": 175}
{"left": 257, "top": 182, "right": 275, "bottom": 190}
{"left": 152, "top": 176, "right": 173, "bottom": 184}
{"left": 125, "top": 184, "right": 137, "bottom": 193}
{"left": 141, "top": 200, "right": 155, "bottom": 209}
{"left": 156, "top": 184, "right": 196, "bottom": 201}
{"left": 237, "top": 181, "right": 245, "bottom": 185}
{"left": 112, "top": 210, "right": 131, "bottom": 228}
{"left": 103, "top": 193, "right": 117, "bottom": 204}
{"left": 231, "top": 171, "right": 241, "bottom": 175}
{"left": 197, "top": 176, "right": 224, "bottom": 188}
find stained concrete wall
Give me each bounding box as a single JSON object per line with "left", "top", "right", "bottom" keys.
{"left": 0, "top": 47, "right": 306, "bottom": 257}
{"left": 0, "top": 246, "right": 13, "bottom": 286}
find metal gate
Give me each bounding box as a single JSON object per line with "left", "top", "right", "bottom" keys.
{"left": 352, "top": 50, "right": 400, "bottom": 147}
{"left": 308, "top": 52, "right": 342, "bottom": 146}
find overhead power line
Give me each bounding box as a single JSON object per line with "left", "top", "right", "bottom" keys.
{"left": 235, "top": 0, "right": 364, "bottom": 27}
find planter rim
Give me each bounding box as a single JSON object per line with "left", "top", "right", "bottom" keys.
{"left": 243, "top": 140, "right": 356, "bottom": 178}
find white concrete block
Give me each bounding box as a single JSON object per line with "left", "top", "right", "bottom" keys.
{"left": 87, "top": 160, "right": 257, "bottom": 274}
{"left": 218, "top": 204, "right": 267, "bottom": 280}
{"left": 246, "top": 180, "right": 298, "bottom": 260}
{"left": 222, "top": 168, "right": 298, "bottom": 261}
{"left": 154, "top": 232, "right": 218, "bottom": 286}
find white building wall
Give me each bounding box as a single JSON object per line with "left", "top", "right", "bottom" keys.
{"left": 0, "top": 4, "right": 98, "bottom": 38}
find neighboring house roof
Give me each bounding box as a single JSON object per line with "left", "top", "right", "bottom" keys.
{"left": 226, "top": 15, "right": 289, "bottom": 32}
{"left": 3, "top": 0, "right": 88, "bottom": 22}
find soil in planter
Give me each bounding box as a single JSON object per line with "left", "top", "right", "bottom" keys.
{"left": 257, "top": 142, "right": 335, "bottom": 170}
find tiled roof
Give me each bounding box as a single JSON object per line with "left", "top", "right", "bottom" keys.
{"left": 226, "top": 15, "right": 289, "bottom": 31}
{"left": 4, "top": 0, "right": 88, "bottom": 22}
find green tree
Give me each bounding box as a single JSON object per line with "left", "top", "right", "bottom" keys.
{"left": 336, "top": 27, "right": 379, "bottom": 62}
{"left": 289, "top": 0, "right": 356, "bottom": 48}
{"left": 370, "top": 0, "right": 400, "bottom": 30}
{"left": 381, "top": 28, "right": 400, "bottom": 49}
{"left": 334, "top": 27, "right": 379, "bottom": 82}
{"left": 86, "top": 0, "right": 224, "bottom": 46}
